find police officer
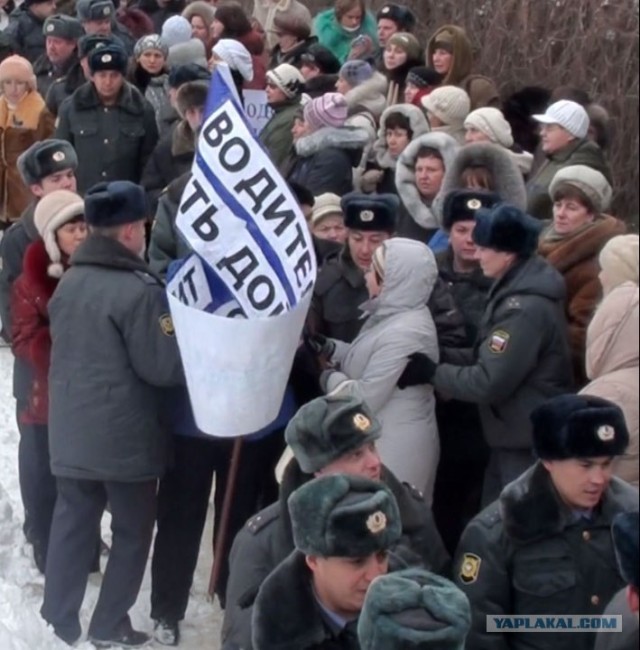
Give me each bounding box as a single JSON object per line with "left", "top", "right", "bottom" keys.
{"left": 5, "top": 0, "right": 57, "bottom": 61}
{"left": 34, "top": 14, "right": 84, "bottom": 99}
{"left": 75, "top": 0, "right": 135, "bottom": 54}
{"left": 251, "top": 473, "right": 402, "bottom": 650}
{"left": 399, "top": 203, "right": 573, "bottom": 503}
{"left": 55, "top": 42, "right": 158, "bottom": 193}
{"left": 41, "top": 181, "right": 184, "bottom": 647}
{"left": 222, "top": 392, "right": 450, "bottom": 650}
{"left": 454, "top": 394, "right": 639, "bottom": 650}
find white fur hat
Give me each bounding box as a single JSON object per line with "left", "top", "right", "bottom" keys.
{"left": 34, "top": 190, "right": 85, "bottom": 279}
{"left": 464, "top": 107, "right": 514, "bottom": 148}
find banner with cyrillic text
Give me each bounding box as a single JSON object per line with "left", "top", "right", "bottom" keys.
{"left": 167, "top": 68, "right": 316, "bottom": 437}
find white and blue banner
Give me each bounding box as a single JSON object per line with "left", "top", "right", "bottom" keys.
{"left": 167, "top": 66, "right": 316, "bottom": 437}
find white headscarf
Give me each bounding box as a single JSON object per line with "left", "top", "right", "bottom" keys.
{"left": 212, "top": 39, "right": 254, "bottom": 82}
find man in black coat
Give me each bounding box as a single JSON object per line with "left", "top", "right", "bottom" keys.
{"left": 5, "top": 0, "right": 56, "bottom": 61}
{"left": 41, "top": 181, "right": 184, "bottom": 648}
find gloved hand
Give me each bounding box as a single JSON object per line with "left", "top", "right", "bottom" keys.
{"left": 360, "top": 169, "right": 384, "bottom": 194}
{"left": 304, "top": 332, "right": 335, "bottom": 358}
{"left": 397, "top": 352, "right": 438, "bottom": 389}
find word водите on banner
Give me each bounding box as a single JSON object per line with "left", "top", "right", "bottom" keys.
{"left": 166, "top": 64, "right": 317, "bottom": 438}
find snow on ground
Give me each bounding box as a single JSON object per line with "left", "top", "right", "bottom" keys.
{"left": 0, "top": 347, "right": 224, "bottom": 649}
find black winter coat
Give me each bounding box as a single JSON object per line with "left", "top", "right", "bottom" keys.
{"left": 55, "top": 81, "right": 159, "bottom": 193}
{"left": 34, "top": 52, "right": 79, "bottom": 102}
{"left": 44, "top": 61, "right": 86, "bottom": 117}
{"left": 5, "top": 7, "right": 45, "bottom": 61}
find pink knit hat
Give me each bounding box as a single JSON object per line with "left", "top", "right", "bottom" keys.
{"left": 0, "top": 55, "right": 36, "bottom": 91}
{"left": 303, "top": 93, "right": 348, "bottom": 133}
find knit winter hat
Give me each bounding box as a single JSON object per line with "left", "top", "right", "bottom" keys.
{"left": 0, "top": 55, "right": 36, "bottom": 91}
{"left": 212, "top": 39, "right": 254, "bottom": 82}
{"left": 387, "top": 32, "right": 422, "bottom": 62}
{"left": 422, "top": 86, "right": 471, "bottom": 127}
{"left": 549, "top": 165, "right": 613, "bottom": 214}
{"left": 311, "top": 193, "right": 343, "bottom": 226}
{"left": 533, "top": 99, "right": 590, "bottom": 139}
{"left": 464, "top": 107, "right": 514, "bottom": 148}
{"left": 167, "top": 39, "right": 208, "bottom": 69}
{"left": 599, "top": 235, "right": 640, "bottom": 289}
{"left": 406, "top": 66, "right": 443, "bottom": 89}
{"left": 339, "top": 59, "right": 374, "bottom": 88}
{"left": 161, "top": 15, "right": 193, "bottom": 48}
{"left": 134, "top": 34, "right": 169, "bottom": 60}
{"left": 34, "top": 190, "right": 85, "bottom": 279}
{"left": 303, "top": 92, "right": 348, "bottom": 132}
{"left": 181, "top": 1, "right": 216, "bottom": 30}
{"left": 266, "top": 63, "right": 305, "bottom": 99}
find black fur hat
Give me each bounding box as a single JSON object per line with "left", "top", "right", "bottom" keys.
{"left": 376, "top": 4, "right": 417, "bottom": 31}
{"left": 176, "top": 80, "right": 209, "bottom": 119}
{"left": 88, "top": 43, "right": 128, "bottom": 75}
{"left": 612, "top": 512, "right": 639, "bottom": 589}
{"left": 442, "top": 189, "right": 501, "bottom": 232}
{"left": 17, "top": 140, "right": 78, "bottom": 186}
{"left": 531, "top": 394, "right": 630, "bottom": 460}
{"left": 472, "top": 202, "right": 541, "bottom": 257}
{"left": 288, "top": 474, "right": 401, "bottom": 558}
{"left": 85, "top": 181, "right": 147, "bottom": 227}
{"left": 342, "top": 192, "right": 398, "bottom": 233}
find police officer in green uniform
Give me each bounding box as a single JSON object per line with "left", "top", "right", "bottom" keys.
{"left": 399, "top": 203, "right": 573, "bottom": 504}
{"left": 454, "top": 394, "right": 639, "bottom": 650}
{"left": 251, "top": 473, "right": 402, "bottom": 650}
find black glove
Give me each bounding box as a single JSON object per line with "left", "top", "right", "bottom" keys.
{"left": 397, "top": 352, "right": 438, "bottom": 389}
{"left": 303, "top": 332, "right": 335, "bottom": 358}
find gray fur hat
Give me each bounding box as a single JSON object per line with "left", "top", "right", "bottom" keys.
{"left": 18, "top": 140, "right": 78, "bottom": 186}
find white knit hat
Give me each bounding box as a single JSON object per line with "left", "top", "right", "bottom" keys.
{"left": 212, "top": 39, "right": 254, "bottom": 82}
{"left": 311, "top": 193, "right": 343, "bottom": 225}
{"left": 533, "top": 100, "right": 590, "bottom": 139}
{"left": 161, "top": 15, "right": 193, "bottom": 48}
{"left": 421, "top": 86, "right": 471, "bottom": 127}
{"left": 266, "top": 63, "right": 304, "bottom": 99}
{"left": 464, "top": 107, "right": 514, "bottom": 148}
{"left": 34, "top": 190, "right": 85, "bottom": 279}
{"left": 549, "top": 165, "right": 612, "bottom": 213}
{"left": 599, "top": 235, "right": 639, "bottom": 289}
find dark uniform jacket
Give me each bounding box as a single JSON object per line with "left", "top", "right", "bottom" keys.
{"left": 44, "top": 60, "right": 86, "bottom": 117}
{"left": 34, "top": 52, "right": 79, "bottom": 101}
{"left": 455, "top": 463, "right": 639, "bottom": 650}
{"left": 48, "top": 234, "right": 184, "bottom": 482}
{"left": 5, "top": 7, "right": 46, "bottom": 61}
{"left": 434, "top": 255, "right": 573, "bottom": 450}
{"left": 55, "top": 81, "right": 159, "bottom": 193}
{"left": 222, "top": 460, "right": 449, "bottom": 650}
{"left": 252, "top": 550, "right": 361, "bottom": 650}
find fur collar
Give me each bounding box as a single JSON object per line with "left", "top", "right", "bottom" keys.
{"left": 345, "top": 71, "right": 388, "bottom": 120}
{"left": 500, "top": 462, "right": 639, "bottom": 544}
{"left": 0, "top": 91, "right": 46, "bottom": 130}
{"left": 252, "top": 550, "right": 341, "bottom": 650}
{"left": 295, "top": 126, "right": 369, "bottom": 158}
{"left": 72, "top": 80, "right": 147, "bottom": 116}
{"left": 22, "top": 239, "right": 60, "bottom": 299}
{"left": 171, "top": 120, "right": 196, "bottom": 158}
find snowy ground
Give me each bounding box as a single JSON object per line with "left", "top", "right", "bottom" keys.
{"left": 0, "top": 346, "right": 224, "bottom": 649}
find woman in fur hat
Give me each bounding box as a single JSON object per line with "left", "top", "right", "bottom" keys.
{"left": 181, "top": 0, "right": 215, "bottom": 52}
{"left": 0, "top": 55, "right": 54, "bottom": 228}
{"left": 538, "top": 165, "right": 625, "bottom": 386}
{"left": 10, "top": 189, "right": 86, "bottom": 571}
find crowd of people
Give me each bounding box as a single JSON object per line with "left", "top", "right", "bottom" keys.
{"left": 0, "top": 0, "right": 638, "bottom": 649}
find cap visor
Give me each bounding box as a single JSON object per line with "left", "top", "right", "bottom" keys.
{"left": 532, "top": 114, "right": 557, "bottom": 124}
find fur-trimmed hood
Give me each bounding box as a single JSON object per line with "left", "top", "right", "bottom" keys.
{"left": 374, "top": 104, "right": 430, "bottom": 170}
{"left": 426, "top": 25, "right": 472, "bottom": 85}
{"left": 171, "top": 120, "right": 196, "bottom": 158}
{"left": 396, "top": 132, "right": 460, "bottom": 229}
{"left": 294, "top": 125, "right": 369, "bottom": 158}
{"left": 344, "top": 71, "right": 388, "bottom": 121}
{"left": 433, "top": 142, "right": 528, "bottom": 222}
{"left": 499, "top": 462, "right": 639, "bottom": 544}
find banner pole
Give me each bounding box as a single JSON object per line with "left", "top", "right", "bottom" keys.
{"left": 208, "top": 436, "right": 244, "bottom": 601}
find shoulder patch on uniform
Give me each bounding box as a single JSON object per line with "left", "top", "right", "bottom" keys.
{"left": 504, "top": 296, "right": 522, "bottom": 310}
{"left": 133, "top": 270, "right": 160, "bottom": 286}
{"left": 246, "top": 508, "right": 279, "bottom": 535}
{"left": 159, "top": 313, "right": 175, "bottom": 337}
{"left": 459, "top": 553, "right": 482, "bottom": 584}
{"left": 488, "top": 329, "right": 510, "bottom": 354}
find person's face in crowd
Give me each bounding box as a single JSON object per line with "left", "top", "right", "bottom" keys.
{"left": 138, "top": 49, "right": 166, "bottom": 75}
{"left": 46, "top": 36, "right": 77, "bottom": 66}
{"left": 83, "top": 18, "right": 112, "bottom": 36}
{"left": 56, "top": 220, "right": 88, "bottom": 257}
{"left": 540, "top": 123, "right": 574, "bottom": 154}
{"left": 449, "top": 220, "right": 478, "bottom": 270}
{"left": 92, "top": 70, "right": 124, "bottom": 103}
{"left": 191, "top": 15, "right": 210, "bottom": 44}
{"left": 465, "top": 126, "right": 492, "bottom": 144}
{"left": 383, "top": 43, "right": 407, "bottom": 71}
{"left": 365, "top": 265, "right": 383, "bottom": 299}
{"left": 31, "top": 169, "right": 77, "bottom": 198}
{"left": 552, "top": 196, "right": 595, "bottom": 236}
{"left": 404, "top": 81, "right": 419, "bottom": 104}
{"left": 335, "top": 75, "right": 352, "bottom": 96}
{"left": 377, "top": 19, "right": 398, "bottom": 48}
{"left": 339, "top": 5, "right": 363, "bottom": 30}
{"left": 348, "top": 230, "right": 391, "bottom": 270}
{"left": 29, "top": 0, "right": 56, "bottom": 20}
{"left": 300, "top": 62, "right": 319, "bottom": 80}
{"left": 291, "top": 117, "right": 309, "bottom": 141}
{"left": 275, "top": 30, "right": 299, "bottom": 52}
{"left": 312, "top": 215, "right": 347, "bottom": 243}
{"left": 316, "top": 441, "right": 382, "bottom": 482}
{"left": 426, "top": 111, "right": 444, "bottom": 128}
{"left": 415, "top": 155, "right": 444, "bottom": 200}
{"left": 431, "top": 47, "right": 452, "bottom": 75}
{"left": 2, "top": 79, "right": 29, "bottom": 105}
{"left": 185, "top": 106, "right": 204, "bottom": 132}
{"left": 474, "top": 246, "right": 516, "bottom": 279}
{"left": 306, "top": 550, "right": 389, "bottom": 619}
{"left": 385, "top": 127, "right": 410, "bottom": 158}
{"left": 210, "top": 18, "right": 225, "bottom": 40}
{"left": 265, "top": 80, "right": 287, "bottom": 105}
{"left": 542, "top": 457, "right": 614, "bottom": 510}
